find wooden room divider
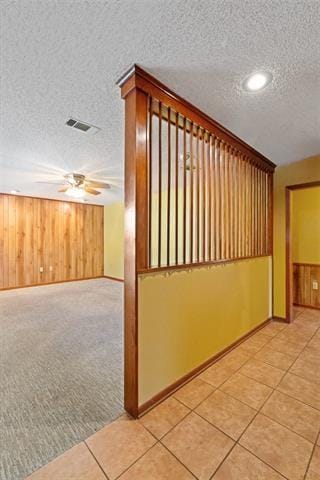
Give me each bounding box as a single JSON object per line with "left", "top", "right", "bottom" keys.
{"left": 118, "top": 65, "right": 275, "bottom": 417}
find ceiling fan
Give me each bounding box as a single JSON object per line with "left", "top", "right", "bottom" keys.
{"left": 38, "top": 173, "right": 111, "bottom": 198}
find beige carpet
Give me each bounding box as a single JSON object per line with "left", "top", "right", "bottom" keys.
{"left": 0, "top": 278, "right": 123, "bottom": 480}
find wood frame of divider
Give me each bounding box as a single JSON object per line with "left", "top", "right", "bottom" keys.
{"left": 118, "top": 64, "right": 275, "bottom": 417}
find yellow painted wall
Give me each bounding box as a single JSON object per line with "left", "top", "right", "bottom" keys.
{"left": 292, "top": 187, "right": 320, "bottom": 264}
{"left": 138, "top": 256, "right": 272, "bottom": 405}
{"left": 273, "top": 155, "right": 320, "bottom": 318}
{"left": 104, "top": 202, "right": 124, "bottom": 280}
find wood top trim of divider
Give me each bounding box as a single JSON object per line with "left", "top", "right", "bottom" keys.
{"left": 117, "top": 64, "right": 276, "bottom": 173}
{"left": 138, "top": 254, "right": 270, "bottom": 275}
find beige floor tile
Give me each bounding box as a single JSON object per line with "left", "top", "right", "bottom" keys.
{"left": 299, "top": 345, "right": 320, "bottom": 366}
{"left": 276, "top": 331, "right": 308, "bottom": 348}
{"left": 288, "top": 322, "right": 318, "bottom": 339}
{"left": 254, "top": 346, "right": 295, "bottom": 370}
{"left": 162, "top": 412, "right": 234, "bottom": 480}
{"left": 240, "top": 414, "right": 313, "bottom": 480}
{"left": 239, "top": 358, "right": 284, "bottom": 387}
{"left": 260, "top": 322, "right": 287, "bottom": 337}
{"left": 212, "top": 444, "right": 284, "bottom": 480}
{"left": 86, "top": 416, "right": 156, "bottom": 479}
{"left": 306, "top": 446, "right": 320, "bottom": 480}
{"left": 25, "top": 443, "right": 105, "bottom": 480}
{"left": 261, "top": 390, "right": 320, "bottom": 442}
{"left": 218, "top": 349, "right": 250, "bottom": 371}
{"left": 267, "top": 337, "right": 305, "bottom": 357}
{"left": 174, "top": 377, "right": 214, "bottom": 409}
{"left": 220, "top": 373, "right": 272, "bottom": 409}
{"left": 277, "top": 373, "right": 320, "bottom": 411}
{"left": 139, "top": 397, "right": 189, "bottom": 439}
{"left": 118, "top": 444, "right": 194, "bottom": 480}
{"left": 237, "top": 334, "right": 270, "bottom": 356}
{"left": 199, "top": 363, "right": 234, "bottom": 388}
{"left": 290, "top": 357, "right": 320, "bottom": 386}
{"left": 196, "top": 389, "right": 256, "bottom": 440}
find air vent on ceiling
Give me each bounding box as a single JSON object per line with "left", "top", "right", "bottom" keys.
{"left": 65, "top": 118, "right": 100, "bottom": 135}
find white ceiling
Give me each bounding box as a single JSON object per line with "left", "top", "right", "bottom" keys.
{"left": 1, "top": 0, "right": 319, "bottom": 205}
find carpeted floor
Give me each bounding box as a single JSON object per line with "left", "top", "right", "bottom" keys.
{"left": 0, "top": 278, "right": 124, "bottom": 480}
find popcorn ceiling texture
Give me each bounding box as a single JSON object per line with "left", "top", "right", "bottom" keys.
{"left": 0, "top": 0, "right": 319, "bottom": 203}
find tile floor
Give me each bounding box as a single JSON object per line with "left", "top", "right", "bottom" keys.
{"left": 26, "top": 307, "right": 320, "bottom": 480}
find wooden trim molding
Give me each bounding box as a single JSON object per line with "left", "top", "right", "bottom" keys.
{"left": 285, "top": 181, "right": 320, "bottom": 323}
{"left": 118, "top": 65, "right": 275, "bottom": 173}
{"left": 138, "top": 254, "right": 270, "bottom": 275}
{"left": 0, "top": 276, "right": 105, "bottom": 292}
{"left": 293, "top": 262, "right": 320, "bottom": 267}
{"left": 138, "top": 317, "right": 274, "bottom": 416}
{"left": 103, "top": 275, "right": 124, "bottom": 283}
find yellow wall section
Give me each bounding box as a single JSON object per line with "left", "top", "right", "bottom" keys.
{"left": 138, "top": 256, "right": 272, "bottom": 405}
{"left": 292, "top": 187, "right": 320, "bottom": 264}
{"left": 273, "top": 155, "right": 320, "bottom": 318}
{"left": 104, "top": 202, "right": 124, "bottom": 279}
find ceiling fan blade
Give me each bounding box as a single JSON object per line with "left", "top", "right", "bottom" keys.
{"left": 58, "top": 185, "right": 69, "bottom": 192}
{"left": 36, "top": 181, "right": 63, "bottom": 185}
{"left": 85, "top": 186, "right": 101, "bottom": 195}
{"left": 86, "top": 181, "right": 111, "bottom": 189}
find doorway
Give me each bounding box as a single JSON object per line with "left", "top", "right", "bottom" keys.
{"left": 285, "top": 181, "right": 320, "bottom": 322}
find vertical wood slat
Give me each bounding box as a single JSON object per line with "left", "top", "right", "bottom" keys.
{"left": 148, "top": 96, "right": 153, "bottom": 266}
{"left": 196, "top": 126, "right": 200, "bottom": 262}
{"left": 207, "top": 134, "right": 212, "bottom": 261}
{"left": 216, "top": 139, "right": 221, "bottom": 260}
{"left": 183, "top": 117, "right": 187, "bottom": 264}
{"left": 202, "top": 129, "right": 206, "bottom": 262}
{"left": 190, "top": 122, "right": 194, "bottom": 263}
{"left": 175, "top": 112, "right": 179, "bottom": 265}
{"left": 146, "top": 98, "right": 274, "bottom": 270}
{"left": 158, "top": 101, "right": 162, "bottom": 267}
{"left": 166, "top": 107, "right": 171, "bottom": 266}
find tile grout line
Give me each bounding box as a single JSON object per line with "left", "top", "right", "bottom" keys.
{"left": 207, "top": 313, "right": 320, "bottom": 479}
{"left": 132, "top": 315, "right": 319, "bottom": 479}
{"left": 303, "top": 430, "right": 320, "bottom": 480}
{"left": 84, "top": 441, "right": 111, "bottom": 480}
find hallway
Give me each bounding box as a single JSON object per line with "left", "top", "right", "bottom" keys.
{"left": 27, "top": 307, "right": 320, "bottom": 480}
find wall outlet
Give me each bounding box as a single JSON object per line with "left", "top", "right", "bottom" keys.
{"left": 312, "top": 281, "right": 319, "bottom": 290}
{"left": 49, "top": 266, "right": 53, "bottom": 272}
{"left": 39, "top": 266, "right": 44, "bottom": 273}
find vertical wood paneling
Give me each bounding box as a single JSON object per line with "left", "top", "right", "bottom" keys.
{"left": 293, "top": 263, "right": 320, "bottom": 309}
{"left": 0, "top": 194, "right": 104, "bottom": 289}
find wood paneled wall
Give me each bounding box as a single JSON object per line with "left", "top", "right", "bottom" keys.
{"left": 0, "top": 194, "right": 104, "bottom": 289}
{"left": 293, "top": 262, "right": 320, "bottom": 309}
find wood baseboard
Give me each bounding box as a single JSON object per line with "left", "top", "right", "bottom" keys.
{"left": 272, "top": 315, "right": 289, "bottom": 323}
{"left": 138, "top": 316, "right": 272, "bottom": 417}
{"left": 0, "top": 276, "right": 105, "bottom": 292}
{"left": 103, "top": 275, "right": 124, "bottom": 283}
{"left": 293, "top": 303, "right": 320, "bottom": 311}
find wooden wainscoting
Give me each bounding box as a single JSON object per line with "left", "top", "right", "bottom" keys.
{"left": 0, "top": 194, "right": 104, "bottom": 289}
{"left": 293, "top": 262, "right": 320, "bottom": 309}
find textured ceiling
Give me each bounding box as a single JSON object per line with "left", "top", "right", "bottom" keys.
{"left": 1, "top": 0, "right": 319, "bottom": 204}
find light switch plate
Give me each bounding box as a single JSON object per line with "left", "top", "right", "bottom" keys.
{"left": 312, "top": 281, "right": 318, "bottom": 290}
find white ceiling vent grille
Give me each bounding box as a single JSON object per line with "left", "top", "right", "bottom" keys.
{"left": 65, "top": 118, "right": 100, "bottom": 135}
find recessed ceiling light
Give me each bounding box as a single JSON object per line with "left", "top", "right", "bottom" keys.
{"left": 11, "top": 189, "right": 20, "bottom": 194}
{"left": 242, "top": 71, "right": 273, "bottom": 92}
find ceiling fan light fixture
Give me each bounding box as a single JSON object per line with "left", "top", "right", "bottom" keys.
{"left": 65, "top": 186, "right": 85, "bottom": 198}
